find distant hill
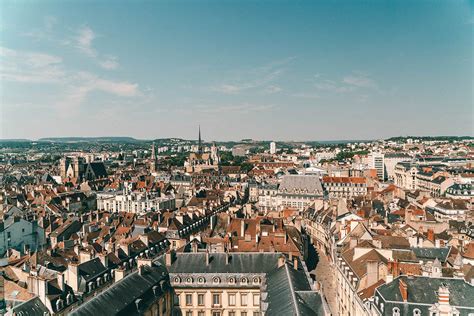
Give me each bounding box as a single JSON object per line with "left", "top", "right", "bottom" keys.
{"left": 38, "top": 137, "right": 141, "bottom": 143}
{"left": 0, "top": 139, "right": 31, "bottom": 142}
{"left": 386, "top": 136, "right": 473, "bottom": 142}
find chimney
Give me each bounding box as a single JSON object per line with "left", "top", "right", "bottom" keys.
{"left": 293, "top": 257, "right": 298, "bottom": 270}
{"left": 435, "top": 239, "right": 440, "bottom": 248}
{"left": 120, "top": 243, "right": 131, "bottom": 256}
{"left": 366, "top": 260, "right": 379, "bottom": 287}
{"left": 393, "top": 259, "right": 400, "bottom": 277}
{"left": 139, "top": 234, "right": 149, "bottom": 247}
{"left": 205, "top": 251, "right": 210, "bottom": 266}
{"left": 165, "top": 250, "right": 174, "bottom": 267}
{"left": 399, "top": 279, "right": 408, "bottom": 302}
{"left": 427, "top": 229, "right": 435, "bottom": 243}
{"left": 191, "top": 242, "right": 198, "bottom": 253}
{"left": 99, "top": 253, "right": 109, "bottom": 268}
{"left": 437, "top": 285, "right": 450, "bottom": 306}
{"left": 240, "top": 220, "right": 245, "bottom": 237}
{"left": 278, "top": 255, "right": 286, "bottom": 268}
{"left": 115, "top": 268, "right": 126, "bottom": 282}
{"left": 68, "top": 263, "right": 80, "bottom": 293}
{"left": 58, "top": 272, "right": 65, "bottom": 291}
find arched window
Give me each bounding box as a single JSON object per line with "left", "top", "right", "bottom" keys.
{"left": 393, "top": 307, "right": 400, "bottom": 316}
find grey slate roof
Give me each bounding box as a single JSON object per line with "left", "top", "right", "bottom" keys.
{"left": 70, "top": 264, "right": 170, "bottom": 316}
{"left": 158, "top": 252, "right": 323, "bottom": 316}
{"left": 157, "top": 252, "right": 281, "bottom": 274}
{"left": 11, "top": 297, "right": 50, "bottom": 316}
{"left": 263, "top": 259, "right": 326, "bottom": 315}
{"left": 279, "top": 175, "right": 323, "bottom": 195}
{"left": 376, "top": 276, "right": 474, "bottom": 307}
{"left": 411, "top": 247, "right": 451, "bottom": 263}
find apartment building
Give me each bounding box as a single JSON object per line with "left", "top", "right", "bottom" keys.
{"left": 159, "top": 251, "right": 327, "bottom": 316}
{"left": 257, "top": 175, "right": 324, "bottom": 212}
{"left": 322, "top": 176, "right": 368, "bottom": 198}
{"left": 97, "top": 191, "right": 175, "bottom": 214}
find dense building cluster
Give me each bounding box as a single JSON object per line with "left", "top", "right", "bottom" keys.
{"left": 0, "top": 135, "right": 472, "bottom": 315}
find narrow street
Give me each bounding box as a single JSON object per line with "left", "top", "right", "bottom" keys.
{"left": 308, "top": 244, "right": 338, "bottom": 315}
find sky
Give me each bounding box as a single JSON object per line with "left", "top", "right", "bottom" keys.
{"left": 0, "top": 0, "right": 473, "bottom": 141}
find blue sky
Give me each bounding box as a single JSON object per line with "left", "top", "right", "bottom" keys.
{"left": 1, "top": 0, "right": 472, "bottom": 141}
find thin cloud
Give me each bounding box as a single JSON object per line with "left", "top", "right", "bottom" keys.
{"left": 99, "top": 56, "right": 119, "bottom": 70}
{"left": 74, "top": 25, "right": 119, "bottom": 69}
{"left": 291, "top": 92, "right": 320, "bottom": 99}
{"left": 76, "top": 26, "right": 97, "bottom": 57}
{"left": 313, "top": 73, "right": 376, "bottom": 93}
{"left": 58, "top": 72, "right": 139, "bottom": 112}
{"left": 197, "top": 103, "right": 276, "bottom": 114}
{"left": 343, "top": 74, "right": 376, "bottom": 88}
{"left": 314, "top": 79, "right": 354, "bottom": 93}
{"left": 0, "top": 46, "right": 64, "bottom": 83}
{"left": 23, "top": 16, "right": 58, "bottom": 42}
{"left": 263, "top": 85, "right": 282, "bottom": 94}
{"left": 212, "top": 57, "right": 294, "bottom": 94}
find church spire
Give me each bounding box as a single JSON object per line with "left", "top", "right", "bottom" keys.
{"left": 150, "top": 142, "right": 157, "bottom": 173}
{"left": 198, "top": 125, "right": 203, "bottom": 154}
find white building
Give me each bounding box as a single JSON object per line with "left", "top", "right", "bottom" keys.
{"left": 258, "top": 175, "right": 324, "bottom": 211}
{"left": 97, "top": 192, "right": 175, "bottom": 214}
{"left": 369, "top": 152, "right": 385, "bottom": 181}
{"left": 0, "top": 216, "right": 46, "bottom": 256}
{"left": 383, "top": 153, "right": 411, "bottom": 180}
{"left": 270, "top": 141, "right": 277, "bottom": 154}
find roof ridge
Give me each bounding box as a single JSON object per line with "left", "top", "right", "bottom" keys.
{"left": 284, "top": 263, "right": 301, "bottom": 316}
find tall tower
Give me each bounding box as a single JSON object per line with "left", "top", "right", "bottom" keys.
{"left": 198, "top": 125, "right": 203, "bottom": 154}
{"left": 150, "top": 142, "right": 157, "bottom": 173}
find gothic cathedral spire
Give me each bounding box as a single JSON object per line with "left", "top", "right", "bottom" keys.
{"left": 198, "top": 125, "right": 203, "bottom": 154}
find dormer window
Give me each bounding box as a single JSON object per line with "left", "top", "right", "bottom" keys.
{"left": 393, "top": 307, "right": 400, "bottom": 316}
{"left": 66, "top": 293, "right": 73, "bottom": 305}
{"left": 413, "top": 309, "right": 421, "bottom": 316}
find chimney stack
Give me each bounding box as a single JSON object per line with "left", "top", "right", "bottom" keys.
{"left": 58, "top": 272, "right": 65, "bottom": 291}
{"left": 115, "top": 268, "right": 126, "bottom": 282}
{"left": 427, "top": 229, "right": 435, "bottom": 243}
{"left": 165, "top": 250, "right": 175, "bottom": 267}
{"left": 225, "top": 253, "right": 231, "bottom": 265}
{"left": 366, "top": 260, "right": 379, "bottom": 287}
{"left": 293, "top": 257, "right": 298, "bottom": 270}
{"left": 240, "top": 220, "right": 245, "bottom": 237}
{"left": 438, "top": 285, "right": 450, "bottom": 306}
{"left": 278, "top": 255, "right": 286, "bottom": 268}
{"left": 399, "top": 279, "right": 408, "bottom": 302}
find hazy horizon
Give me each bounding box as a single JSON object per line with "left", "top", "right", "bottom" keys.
{"left": 1, "top": 1, "right": 473, "bottom": 140}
